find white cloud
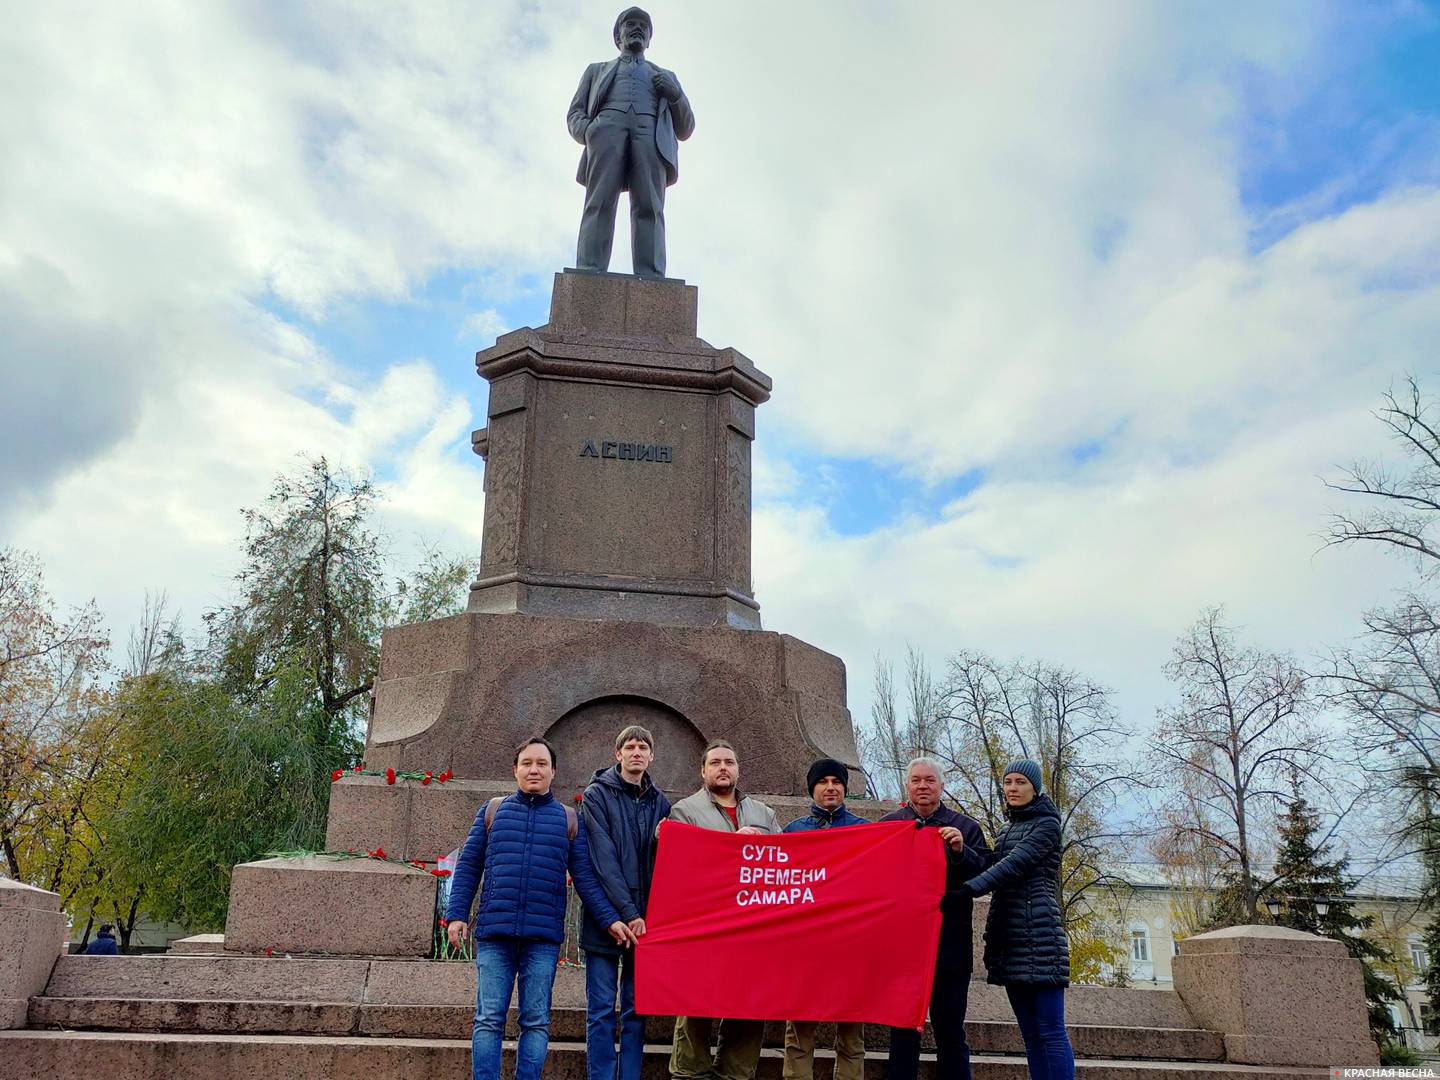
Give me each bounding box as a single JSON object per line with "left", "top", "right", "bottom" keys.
{"left": 460, "top": 308, "right": 510, "bottom": 342}
{"left": 1, "top": 0, "right": 1435, "bottom": 758}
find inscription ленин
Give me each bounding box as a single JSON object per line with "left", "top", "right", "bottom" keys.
{"left": 581, "top": 439, "right": 673, "bottom": 463}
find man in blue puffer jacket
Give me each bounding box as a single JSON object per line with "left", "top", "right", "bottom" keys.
{"left": 446, "top": 736, "right": 633, "bottom": 1080}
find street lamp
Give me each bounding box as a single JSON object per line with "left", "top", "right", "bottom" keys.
{"left": 1262, "top": 894, "right": 1336, "bottom": 920}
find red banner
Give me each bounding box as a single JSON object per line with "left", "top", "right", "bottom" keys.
{"left": 635, "top": 819, "right": 945, "bottom": 1027}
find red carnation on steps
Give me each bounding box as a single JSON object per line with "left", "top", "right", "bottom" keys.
{"left": 331, "top": 769, "right": 344, "bottom": 782}
{"left": 385, "top": 767, "right": 396, "bottom": 785}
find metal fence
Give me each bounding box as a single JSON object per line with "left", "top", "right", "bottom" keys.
{"left": 1396, "top": 1026, "right": 1440, "bottom": 1057}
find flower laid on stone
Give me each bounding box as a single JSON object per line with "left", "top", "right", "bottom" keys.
{"left": 330, "top": 765, "right": 456, "bottom": 784}
{"left": 261, "top": 846, "right": 438, "bottom": 874}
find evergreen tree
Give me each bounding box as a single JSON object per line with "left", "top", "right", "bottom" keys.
{"left": 1414, "top": 771, "right": 1440, "bottom": 1020}
{"left": 1270, "top": 793, "right": 1404, "bottom": 1053}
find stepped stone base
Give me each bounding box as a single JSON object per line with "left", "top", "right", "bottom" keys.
{"left": 224, "top": 857, "right": 437, "bottom": 957}
{"left": 0, "top": 876, "right": 66, "bottom": 1029}
{"left": 365, "top": 612, "right": 859, "bottom": 797}
{"left": 14, "top": 954, "right": 1342, "bottom": 1079}
{"left": 27, "top": 994, "right": 1227, "bottom": 1059}
{"left": 0, "top": 1030, "right": 1332, "bottom": 1080}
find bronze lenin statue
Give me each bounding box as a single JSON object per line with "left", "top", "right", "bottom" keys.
{"left": 568, "top": 7, "right": 695, "bottom": 279}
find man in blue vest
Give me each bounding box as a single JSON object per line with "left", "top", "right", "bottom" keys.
{"left": 567, "top": 7, "right": 695, "bottom": 278}
{"left": 446, "top": 736, "right": 634, "bottom": 1080}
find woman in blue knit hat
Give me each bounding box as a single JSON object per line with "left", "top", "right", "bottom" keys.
{"left": 954, "top": 758, "right": 1075, "bottom": 1080}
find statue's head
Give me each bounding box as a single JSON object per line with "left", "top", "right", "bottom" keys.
{"left": 613, "top": 7, "right": 652, "bottom": 53}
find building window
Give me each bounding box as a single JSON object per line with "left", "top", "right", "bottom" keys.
{"left": 1410, "top": 938, "right": 1429, "bottom": 977}
{"left": 1130, "top": 929, "right": 1150, "bottom": 963}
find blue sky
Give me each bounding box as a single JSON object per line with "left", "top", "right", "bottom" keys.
{"left": 1238, "top": 4, "right": 1440, "bottom": 247}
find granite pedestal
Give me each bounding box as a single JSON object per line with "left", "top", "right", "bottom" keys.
{"left": 470, "top": 271, "right": 768, "bottom": 630}
{"left": 1172, "top": 923, "right": 1378, "bottom": 1067}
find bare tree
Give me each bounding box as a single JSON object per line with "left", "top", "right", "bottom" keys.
{"left": 126, "top": 591, "right": 182, "bottom": 678}
{"left": 1325, "top": 376, "right": 1440, "bottom": 573}
{"left": 859, "top": 647, "right": 943, "bottom": 798}
{"left": 934, "top": 651, "right": 1140, "bottom": 926}
{"left": 1152, "top": 607, "right": 1318, "bottom": 924}
{"left": 1320, "top": 377, "right": 1440, "bottom": 893}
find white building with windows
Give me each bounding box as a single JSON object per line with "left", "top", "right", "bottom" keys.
{"left": 1082, "top": 863, "right": 1436, "bottom": 1055}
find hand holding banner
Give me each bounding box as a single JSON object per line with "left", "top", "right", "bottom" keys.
{"left": 636, "top": 819, "right": 946, "bottom": 1027}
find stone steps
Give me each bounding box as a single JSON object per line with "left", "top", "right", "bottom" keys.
{"left": 0, "top": 1030, "right": 1331, "bottom": 1080}
{"left": 26, "top": 995, "right": 1226, "bottom": 1061}
{"left": 35, "top": 954, "right": 1201, "bottom": 1029}
{"left": 32, "top": 954, "right": 1223, "bottom": 1064}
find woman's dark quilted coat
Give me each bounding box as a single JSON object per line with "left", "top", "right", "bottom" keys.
{"left": 965, "top": 793, "right": 1070, "bottom": 987}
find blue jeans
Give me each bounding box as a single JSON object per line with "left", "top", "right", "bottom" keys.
{"left": 472, "top": 937, "right": 561, "bottom": 1080}
{"left": 1005, "top": 985, "right": 1075, "bottom": 1080}
{"left": 585, "top": 950, "right": 645, "bottom": 1080}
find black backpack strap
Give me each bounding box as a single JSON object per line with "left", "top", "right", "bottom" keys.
{"left": 485, "top": 795, "right": 575, "bottom": 840}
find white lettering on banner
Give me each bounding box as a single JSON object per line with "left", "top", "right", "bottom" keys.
{"left": 735, "top": 840, "right": 827, "bottom": 907}
{"left": 737, "top": 866, "right": 829, "bottom": 885}
{"left": 740, "top": 844, "right": 789, "bottom": 863}
{"left": 735, "top": 887, "right": 817, "bottom": 906}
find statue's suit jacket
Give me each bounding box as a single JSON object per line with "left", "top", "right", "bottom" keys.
{"left": 567, "top": 57, "right": 695, "bottom": 190}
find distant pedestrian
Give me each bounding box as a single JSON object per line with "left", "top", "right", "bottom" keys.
{"left": 782, "top": 758, "right": 868, "bottom": 1080}
{"left": 445, "top": 736, "right": 633, "bottom": 1080}
{"left": 955, "top": 759, "right": 1075, "bottom": 1080}
{"left": 83, "top": 924, "right": 119, "bottom": 955}
{"left": 582, "top": 724, "right": 672, "bottom": 1080}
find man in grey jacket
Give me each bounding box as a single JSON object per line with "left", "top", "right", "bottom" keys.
{"left": 667, "top": 739, "right": 777, "bottom": 1080}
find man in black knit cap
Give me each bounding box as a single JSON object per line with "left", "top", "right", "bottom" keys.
{"left": 781, "top": 758, "right": 868, "bottom": 1080}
